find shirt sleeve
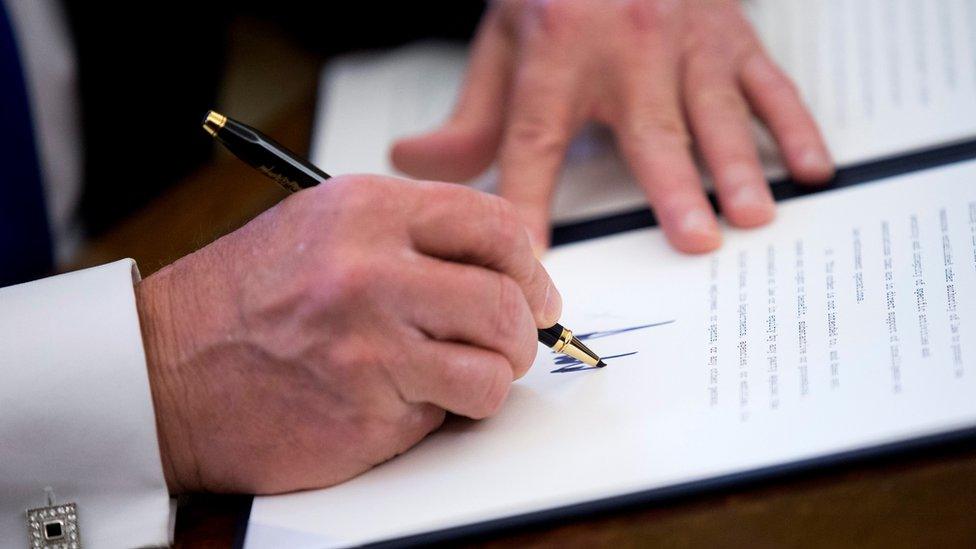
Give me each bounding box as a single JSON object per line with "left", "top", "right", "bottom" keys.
{"left": 0, "top": 259, "right": 173, "bottom": 548}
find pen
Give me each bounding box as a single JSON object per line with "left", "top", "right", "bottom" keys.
{"left": 202, "top": 110, "right": 606, "bottom": 369}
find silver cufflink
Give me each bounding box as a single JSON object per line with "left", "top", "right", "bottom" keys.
{"left": 25, "top": 488, "right": 82, "bottom": 549}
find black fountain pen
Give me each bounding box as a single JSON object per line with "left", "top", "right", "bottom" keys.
{"left": 202, "top": 110, "right": 606, "bottom": 369}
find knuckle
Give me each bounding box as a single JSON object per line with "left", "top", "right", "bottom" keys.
{"left": 457, "top": 194, "right": 525, "bottom": 262}
{"left": 324, "top": 174, "right": 373, "bottom": 199}
{"left": 315, "top": 260, "right": 374, "bottom": 310}
{"left": 625, "top": 0, "right": 680, "bottom": 32}
{"left": 331, "top": 261, "right": 372, "bottom": 299}
{"left": 419, "top": 406, "right": 447, "bottom": 433}
{"left": 689, "top": 86, "right": 747, "bottom": 116}
{"left": 507, "top": 114, "right": 570, "bottom": 157}
{"left": 527, "top": 0, "right": 583, "bottom": 36}
{"left": 654, "top": 189, "right": 705, "bottom": 214}
{"left": 683, "top": 46, "right": 725, "bottom": 74}
{"left": 761, "top": 69, "right": 800, "bottom": 99}
{"left": 315, "top": 176, "right": 373, "bottom": 215}
{"left": 323, "top": 337, "right": 374, "bottom": 390}
{"left": 511, "top": 327, "right": 538, "bottom": 379}
{"left": 396, "top": 405, "right": 444, "bottom": 444}
{"left": 324, "top": 173, "right": 364, "bottom": 193}
{"left": 324, "top": 174, "right": 406, "bottom": 216}
{"left": 418, "top": 184, "right": 454, "bottom": 215}
{"left": 425, "top": 184, "right": 525, "bottom": 256}
{"left": 425, "top": 181, "right": 475, "bottom": 210}
{"left": 492, "top": 275, "right": 529, "bottom": 343}
{"left": 475, "top": 363, "right": 513, "bottom": 418}
{"left": 484, "top": 195, "right": 524, "bottom": 247}
{"left": 620, "top": 112, "right": 690, "bottom": 151}
{"left": 438, "top": 355, "right": 472, "bottom": 397}
{"left": 356, "top": 413, "right": 401, "bottom": 451}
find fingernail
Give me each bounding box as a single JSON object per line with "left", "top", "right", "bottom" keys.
{"left": 527, "top": 232, "right": 547, "bottom": 259}
{"left": 543, "top": 282, "right": 563, "bottom": 325}
{"left": 799, "top": 148, "right": 832, "bottom": 174}
{"left": 730, "top": 186, "right": 775, "bottom": 221}
{"left": 676, "top": 207, "right": 722, "bottom": 253}
{"left": 721, "top": 163, "right": 775, "bottom": 225}
{"left": 681, "top": 208, "right": 719, "bottom": 237}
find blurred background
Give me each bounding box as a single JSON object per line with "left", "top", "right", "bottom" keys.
{"left": 63, "top": 2, "right": 484, "bottom": 275}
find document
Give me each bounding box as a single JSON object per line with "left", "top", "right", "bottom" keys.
{"left": 311, "top": 0, "right": 976, "bottom": 224}
{"left": 745, "top": 0, "right": 976, "bottom": 167}
{"left": 245, "top": 158, "right": 976, "bottom": 549}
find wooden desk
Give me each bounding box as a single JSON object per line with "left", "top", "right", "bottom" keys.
{"left": 74, "top": 96, "right": 976, "bottom": 549}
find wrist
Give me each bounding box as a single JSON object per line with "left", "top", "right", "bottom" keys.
{"left": 135, "top": 266, "right": 197, "bottom": 494}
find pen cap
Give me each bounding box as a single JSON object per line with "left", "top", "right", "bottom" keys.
{"left": 202, "top": 110, "right": 330, "bottom": 191}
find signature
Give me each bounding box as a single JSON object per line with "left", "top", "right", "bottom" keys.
{"left": 549, "top": 320, "right": 675, "bottom": 373}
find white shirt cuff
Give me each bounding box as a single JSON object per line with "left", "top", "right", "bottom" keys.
{"left": 0, "top": 259, "right": 173, "bottom": 548}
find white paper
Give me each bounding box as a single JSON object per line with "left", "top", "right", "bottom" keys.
{"left": 745, "top": 0, "right": 976, "bottom": 166}
{"left": 246, "top": 155, "right": 976, "bottom": 548}
{"left": 311, "top": 0, "right": 976, "bottom": 225}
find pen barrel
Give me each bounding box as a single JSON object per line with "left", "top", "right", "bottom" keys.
{"left": 214, "top": 118, "right": 330, "bottom": 192}
{"left": 538, "top": 324, "right": 564, "bottom": 348}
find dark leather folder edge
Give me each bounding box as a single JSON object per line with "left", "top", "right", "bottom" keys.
{"left": 553, "top": 138, "right": 976, "bottom": 246}
{"left": 365, "top": 426, "right": 976, "bottom": 548}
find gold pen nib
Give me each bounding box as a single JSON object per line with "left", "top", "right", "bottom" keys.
{"left": 540, "top": 324, "right": 608, "bottom": 368}
{"left": 202, "top": 110, "right": 227, "bottom": 137}
{"left": 564, "top": 336, "right": 606, "bottom": 368}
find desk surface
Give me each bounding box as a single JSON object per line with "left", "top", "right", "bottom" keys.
{"left": 74, "top": 96, "right": 976, "bottom": 549}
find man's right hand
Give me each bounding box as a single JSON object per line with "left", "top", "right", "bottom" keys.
{"left": 134, "top": 175, "right": 562, "bottom": 495}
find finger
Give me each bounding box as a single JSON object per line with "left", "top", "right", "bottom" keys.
{"left": 496, "top": 13, "right": 584, "bottom": 251}
{"left": 409, "top": 181, "right": 562, "bottom": 327}
{"left": 403, "top": 256, "right": 538, "bottom": 377}
{"left": 685, "top": 51, "right": 774, "bottom": 228}
{"left": 613, "top": 34, "right": 721, "bottom": 253}
{"left": 739, "top": 50, "right": 833, "bottom": 184}
{"left": 395, "top": 339, "right": 515, "bottom": 419}
{"left": 391, "top": 8, "right": 511, "bottom": 182}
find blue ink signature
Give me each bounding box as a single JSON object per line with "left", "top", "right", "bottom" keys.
{"left": 549, "top": 320, "right": 675, "bottom": 373}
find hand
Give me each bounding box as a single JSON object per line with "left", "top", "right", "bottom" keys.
{"left": 135, "top": 175, "right": 562, "bottom": 494}
{"left": 392, "top": 0, "right": 833, "bottom": 253}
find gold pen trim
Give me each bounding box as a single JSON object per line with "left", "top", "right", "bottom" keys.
{"left": 559, "top": 338, "right": 603, "bottom": 368}
{"left": 548, "top": 327, "right": 603, "bottom": 368}
{"left": 552, "top": 327, "right": 573, "bottom": 352}
{"left": 203, "top": 110, "right": 227, "bottom": 137}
